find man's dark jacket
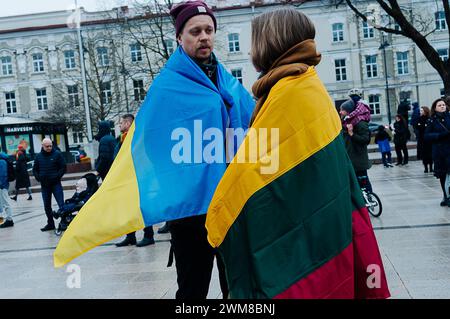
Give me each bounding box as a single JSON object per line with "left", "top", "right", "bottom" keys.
{"left": 33, "top": 148, "right": 67, "bottom": 186}
{"left": 95, "top": 121, "right": 117, "bottom": 178}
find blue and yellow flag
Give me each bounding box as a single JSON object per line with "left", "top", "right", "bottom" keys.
{"left": 54, "top": 47, "right": 254, "bottom": 267}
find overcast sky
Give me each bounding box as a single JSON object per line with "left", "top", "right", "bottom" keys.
{"left": 0, "top": 0, "right": 130, "bottom": 17}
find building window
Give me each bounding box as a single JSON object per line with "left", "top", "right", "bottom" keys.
{"left": 101, "top": 82, "right": 112, "bottom": 105}
{"left": 130, "top": 43, "right": 142, "bottom": 62}
{"left": 368, "top": 95, "right": 381, "bottom": 115}
{"left": 64, "top": 50, "right": 76, "bottom": 69}
{"left": 435, "top": 11, "right": 447, "bottom": 31}
{"left": 228, "top": 33, "right": 240, "bottom": 53}
{"left": 365, "top": 55, "right": 378, "bottom": 78}
{"left": 396, "top": 51, "right": 409, "bottom": 75}
{"left": 5, "top": 92, "right": 17, "bottom": 114}
{"left": 165, "top": 40, "right": 175, "bottom": 55}
{"left": 231, "top": 69, "right": 243, "bottom": 84}
{"left": 0, "top": 56, "right": 13, "bottom": 75}
{"left": 36, "top": 89, "right": 48, "bottom": 110}
{"left": 133, "top": 80, "right": 146, "bottom": 102}
{"left": 68, "top": 85, "right": 80, "bottom": 107}
{"left": 362, "top": 21, "right": 375, "bottom": 39}
{"left": 440, "top": 88, "right": 446, "bottom": 97}
{"left": 97, "top": 47, "right": 109, "bottom": 67}
{"left": 335, "top": 59, "right": 347, "bottom": 81}
{"left": 73, "top": 131, "right": 84, "bottom": 144}
{"left": 332, "top": 23, "right": 344, "bottom": 42}
{"left": 437, "top": 48, "right": 449, "bottom": 62}
{"left": 32, "top": 53, "right": 44, "bottom": 72}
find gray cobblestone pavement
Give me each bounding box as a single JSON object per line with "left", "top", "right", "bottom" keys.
{"left": 1, "top": 161, "right": 450, "bottom": 299}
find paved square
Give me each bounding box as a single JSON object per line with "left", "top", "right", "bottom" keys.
{"left": 1, "top": 161, "right": 450, "bottom": 299}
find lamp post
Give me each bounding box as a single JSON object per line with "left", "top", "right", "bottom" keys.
{"left": 120, "top": 65, "right": 130, "bottom": 113}
{"left": 379, "top": 32, "right": 392, "bottom": 125}
{"left": 74, "top": 0, "right": 93, "bottom": 142}
{"left": 365, "top": 5, "right": 393, "bottom": 125}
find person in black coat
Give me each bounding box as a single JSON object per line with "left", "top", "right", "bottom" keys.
{"left": 414, "top": 106, "right": 433, "bottom": 173}
{"left": 11, "top": 145, "right": 32, "bottom": 201}
{"left": 425, "top": 98, "right": 450, "bottom": 206}
{"left": 393, "top": 114, "right": 410, "bottom": 165}
{"left": 94, "top": 120, "right": 117, "bottom": 181}
{"left": 33, "top": 138, "right": 67, "bottom": 231}
{"left": 397, "top": 99, "right": 411, "bottom": 124}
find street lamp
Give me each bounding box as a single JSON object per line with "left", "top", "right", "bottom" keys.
{"left": 120, "top": 66, "right": 130, "bottom": 113}
{"left": 379, "top": 32, "right": 392, "bottom": 125}
{"left": 365, "top": 5, "right": 393, "bottom": 125}
{"left": 74, "top": 0, "right": 93, "bottom": 142}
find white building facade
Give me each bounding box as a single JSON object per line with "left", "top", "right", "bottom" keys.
{"left": 0, "top": 0, "right": 448, "bottom": 146}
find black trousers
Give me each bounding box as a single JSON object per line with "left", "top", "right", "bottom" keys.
{"left": 126, "top": 226, "right": 154, "bottom": 240}
{"left": 395, "top": 143, "right": 409, "bottom": 164}
{"left": 355, "top": 170, "right": 373, "bottom": 193}
{"left": 169, "top": 215, "right": 228, "bottom": 299}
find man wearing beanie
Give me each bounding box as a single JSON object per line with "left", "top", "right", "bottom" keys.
{"left": 159, "top": 1, "right": 254, "bottom": 299}
{"left": 340, "top": 98, "right": 373, "bottom": 192}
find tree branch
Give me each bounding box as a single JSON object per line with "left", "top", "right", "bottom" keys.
{"left": 344, "top": 0, "right": 405, "bottom": 35}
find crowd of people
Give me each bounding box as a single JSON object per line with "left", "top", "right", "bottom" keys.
{"left": 370, "top": 97, "right": 450, "bottom": 207}
{"left": 2, "top": 0, "right": 450, "bottom": 299}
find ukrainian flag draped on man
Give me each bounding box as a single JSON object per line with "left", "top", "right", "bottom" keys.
{"left": 54, "top": 46, "right": 255, "bottom": 267}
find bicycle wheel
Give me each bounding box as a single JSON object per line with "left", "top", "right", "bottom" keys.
{"left": 366, "top": 192, "right": 382, "bottom": 217}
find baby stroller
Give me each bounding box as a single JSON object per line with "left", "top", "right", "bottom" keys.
{"left": 53, "top": 173, "right": 99, "bottom": 236}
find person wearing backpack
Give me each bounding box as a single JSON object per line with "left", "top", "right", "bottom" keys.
{"left": 0, "top": 149, "right": 14, "bottom": 228}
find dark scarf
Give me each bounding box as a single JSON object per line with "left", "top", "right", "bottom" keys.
{"left": 251, "top": 39, "right": 321, "bottom": 124}
{"left": 194, "top": 53, "right": 218, "bottom": 88}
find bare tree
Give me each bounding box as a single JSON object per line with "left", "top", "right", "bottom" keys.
{"left": 110, "top": 0, "right": 176, "bottom": 80}
{"left": 332, "top": 0, "right": 450, "bottom": 95}
{"left": 40, "top": 0, "right": 178, "bottom": 139}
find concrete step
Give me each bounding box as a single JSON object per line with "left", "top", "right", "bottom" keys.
{"left": 14, "top": 171, "right": 99, "bottom": 195}
{"left": 368, "top": 142, "right": 417, "bottom": 153}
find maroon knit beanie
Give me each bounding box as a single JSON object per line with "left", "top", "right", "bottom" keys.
{"left": 170, "top": 1, "right": 217, "bottom": 37}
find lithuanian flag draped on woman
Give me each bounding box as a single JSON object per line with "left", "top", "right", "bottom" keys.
{"left": 206, "top": 39, "right": 390, "bottom": 299}
{"left": 53, "top": 47, "right": 254, "bottom": 267}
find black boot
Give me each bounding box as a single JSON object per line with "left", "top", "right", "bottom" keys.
{"left": 27, "top": 195, "right": 32, "bottom": 200}
{"left": 41, "top": 224, "right": 55, "bottom": 231}
{"left": 0, "top": 219, "right": 14, "bottom": 228}
{"left": 10, "top": 195, "right": 17, "bottom": 201}
{"left": 115, "top": 235, "right": 137, "bottom": 247}
{"left": 136, "top": 237, "right": 155, "bottom": 247}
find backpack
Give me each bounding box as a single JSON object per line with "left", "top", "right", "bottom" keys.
{"left": 4, "top": 158, "right": 16, "bottom": 182}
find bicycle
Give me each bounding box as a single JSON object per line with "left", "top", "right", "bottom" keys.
{"left": 357, "top": 176, "right": 383, "bottom": 217}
